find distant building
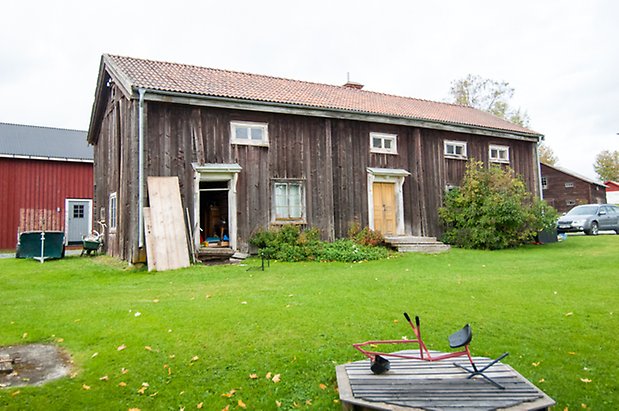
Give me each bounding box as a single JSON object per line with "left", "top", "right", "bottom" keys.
{"left": 0, "top": 122, "right": 93, "bottom": 249}
{"left": 604, "top": 180, "right": 619, "bottom": 204}
{"left": 540, "top": 163, "right": 606, "bottom": 214}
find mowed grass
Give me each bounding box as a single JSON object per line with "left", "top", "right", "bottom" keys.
{"left": 0, "top": 236, "right": 617, "bottom": 410}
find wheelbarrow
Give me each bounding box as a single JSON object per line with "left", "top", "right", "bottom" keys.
{"left": 81, "top": 221, "right": 106, "bottom": 256}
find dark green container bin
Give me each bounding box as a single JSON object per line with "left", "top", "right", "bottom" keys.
{"left": 16, "top": 231, "right": 66, "bottom": 260}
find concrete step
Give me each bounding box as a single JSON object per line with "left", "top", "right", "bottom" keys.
{"left": 384, "top": 236, "right": 450, "bottom": 254}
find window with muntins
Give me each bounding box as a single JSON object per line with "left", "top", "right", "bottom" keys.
{"left": 444, "top": 140, "right": 467, "bottom": 159}
{"left": 273, "top": 181, "right": 305, "bottom": 222}
{"left": 109, "top": 192, "right": 117, "bottom": 231}
{"left": 230, "top": 121, "right": 269, "bottom": 146}
{"left": 541, "top": 177, "right": 548, "bottom": 189}
{"left": 489, "top": 145, "right": 510, "bottom": 163}
{"left": 73, "top": 204, "right": 85, "bottom": 219}
{"left": 370, "top": 133, "right": 397, "bottom": 154}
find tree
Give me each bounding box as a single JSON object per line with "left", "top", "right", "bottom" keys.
{"left": 448, "top": 74, "right": 530, "bottom": 127}
{"left": 538, "top": 143, "right": 558, "bottom": 165}
{"left": 438, "top": 161, "right": 557, "bottom": 250}
{"left": 593, "top": 150, "right": 619, "bottom": 181}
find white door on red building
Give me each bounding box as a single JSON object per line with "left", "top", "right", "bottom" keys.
{"left": 66, "top": 199, "right": 92, "bottom": 243}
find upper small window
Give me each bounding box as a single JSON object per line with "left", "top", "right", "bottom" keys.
{"left": 230, "top": 121, "right": 269, "bottom": 146}
{"left": 370, "top": 132, "right": 397, "bottom": 155}
{"left": 444, "top": 140, "right": 467, "bottom": 159}
{"left": 489, "top": 145, "right": 510, "bottom": 163}
{"left": 564, "top": 182, "right": 574, "bottom": 188}
{"left": 541, "top": 177, "right": 548, "bottom": 190}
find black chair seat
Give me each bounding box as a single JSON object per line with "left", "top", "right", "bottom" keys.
{"left": 448, "top": 324, "right": 472, "bottom": 348}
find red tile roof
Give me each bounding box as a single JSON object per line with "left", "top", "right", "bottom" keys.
{"left": 104, "top": 54, "right": 540, "bottom": 137}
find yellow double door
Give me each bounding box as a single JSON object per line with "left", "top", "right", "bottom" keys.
{"left": 372, "top": 182, "right": 397, "bottom": 236}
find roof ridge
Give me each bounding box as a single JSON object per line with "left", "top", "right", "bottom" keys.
{"left": 0, "top": 121, "right": 86, "bottom": 133}
{"left": 106, "top": 54, "right": 468, "bottom": 107}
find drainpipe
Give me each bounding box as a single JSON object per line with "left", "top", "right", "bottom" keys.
{"left": 138, "top": 88, "right": 145, "bottom": 247}
{"left": 536, "top": 137, "right": 544, "bottom": 200}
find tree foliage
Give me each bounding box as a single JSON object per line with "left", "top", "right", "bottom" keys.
{"left": 439, "top": 161, "right": 557, "bottom": 250}
{"left": 539, "top": 143, "right": 558, "bottom": 165}
{"left": 593, "top": 150, "right": 619, "bottom": 181}
{"left": 448, "top": 74, "right": 530, "bottom": 127}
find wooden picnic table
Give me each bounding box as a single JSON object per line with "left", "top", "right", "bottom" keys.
{"left": 336, "top": 350, "right": 555, "bottom": 411}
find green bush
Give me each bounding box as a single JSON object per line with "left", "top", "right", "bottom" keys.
{"left": 439, "top": 160, "right": 558, "bottom": 250}
{"left": 249, "top": 225, "right": 389, "bottom": 262}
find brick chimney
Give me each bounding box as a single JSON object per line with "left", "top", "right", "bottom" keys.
{"left": 343, "top": 81, "right": 364, "bottom": 90}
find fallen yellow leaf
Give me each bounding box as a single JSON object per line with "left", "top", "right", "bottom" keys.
{"left": 532, "top": 362, "right": 541, "bottom": 367}
{"left": 11, "top": 390, "right": 21, "bottom": 397}
{"left": 249, "top": 373, "right": 258, "bottom": 379}
{"left": 272, "top": 374, "right": 281, "bottom": 383}
{"left": 99, "top": 375, "right": 109, "bottom": 381}
{"left": 118, "top": 382, "right": 127, "bottom": 387}
{"left": 128, "top": 408, "right": 141, "bottom": 411}
{"left": 581, "top": 404, "right": 588, "bottom": 408}
{"left": 306, "top": 400, "right": 312, "bottom": 405}
{"left": 82, "top": 384, "right": 91, "bottom": 390}
{"left": 319, "top": 383, "right": 327, "bottom": 390}
{"left": 275, "top": 400, "right": 282, "bottom": 407}
{"left": 56, "top": 338, "right": 64, "bottom": 343}
{"left": 565, "top": 312, "right": 574, "bottom": 317}
{"left": 538, "top": 378, "right": 545, "bottom": 383}
{"left": 580, "top": 378, "right": 592, "bottom": 383}
{"left": 221, "top": 406, "right": 230, "bottom": 411}
{"left": 117, "top": 344, "right": 127, "bottom": 351}
{"left": 221, "top": 389, "right": 236, "bottom": 398}
{"left": 568, "top": 352, "right": 577, "bottom": 355}
{"left": 266, "top": 372, "right": 272, "bottom": 380}
{"left": 197, "top": 402, "right": 203, "bottom": 409}
{"left": 22, "top": 333, "right": 28, "bottom": 339}
{"left": 91, "top": 352, "right": 98, "bottom": 358}
{"left": 238, "top": 399, "right": 247, "bottom": 409}
{"left": 191, "top": 355, "right": 199, "bottom": 362}
{"left": 144, "top": 346, "right": 152, "bottom": 351}
{"left": 121, "top": 368, "right": 129, "bottom": 374}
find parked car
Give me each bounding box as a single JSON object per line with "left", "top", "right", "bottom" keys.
{"left": 557, "top": 204, "right": 619, "bottom": 235}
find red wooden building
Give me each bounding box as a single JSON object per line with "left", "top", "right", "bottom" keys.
{"left": 540, "top": 162, "right": 606, "bottom": 214}
{"left": 0, "top": 123, "right": 93, "bottom": 249}
{"left": 605, "top": 180, "right": 619, "bottom": 204}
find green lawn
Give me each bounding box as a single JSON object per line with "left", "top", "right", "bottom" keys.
{"left": 0, "top": 236, "right": 617, "bottom": 410}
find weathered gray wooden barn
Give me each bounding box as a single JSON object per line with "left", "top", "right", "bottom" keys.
{"left": 87, "top": 54, "right": 543, "bottom": 263}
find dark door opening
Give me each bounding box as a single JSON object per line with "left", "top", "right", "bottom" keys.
{"left": 199, "top": 181, "right": 229, "bottom": 247}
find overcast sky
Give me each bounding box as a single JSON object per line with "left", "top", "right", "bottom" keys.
{"left": 1, "top": 0, "right": 617, "bottom": 179}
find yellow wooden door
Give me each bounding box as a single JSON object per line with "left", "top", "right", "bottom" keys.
{"left": 373, "top": 182, "right": 396, "bottom": 235}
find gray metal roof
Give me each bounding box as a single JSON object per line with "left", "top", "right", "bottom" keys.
{"left": 0, "top": 122, "right": 92, "bottom": 162}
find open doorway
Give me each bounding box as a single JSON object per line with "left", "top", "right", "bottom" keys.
{"left": 199, "top": 181, "right": 229, "bottom": 247}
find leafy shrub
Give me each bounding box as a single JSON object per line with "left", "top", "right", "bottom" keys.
{"left": 316, "top": 239, "right": 389, "bottom": 262}
{"left": 249, "top": 225, "right": 389, "bottom": 262}
{"left": 439, "top": 160, "right": 558, "bottom": 250}
{"left": 347, "top": 222, "right": 386, "bottom": 246}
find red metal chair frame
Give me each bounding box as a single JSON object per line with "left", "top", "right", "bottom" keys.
{"left": 353, "top": 312, "right": 475, "bottom": 366}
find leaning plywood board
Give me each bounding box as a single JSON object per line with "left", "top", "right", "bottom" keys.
{"left": 143, "top": 207, "right": 157, "bottom": 272}
{"left": 146, "top": 176, "right": 190, "bottom": 271}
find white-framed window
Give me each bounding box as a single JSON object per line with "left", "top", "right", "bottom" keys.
{"left": 566, "top": 199, "right": 576, "bottom": 206}
{"left": 564, "top": 182, "right": 574, "bottom": 188}
{"left": 109, "top": 192, "right": 117, "bottom": 232}
{"left": 489, "top": 144, "right": 510, "bottom": 163}
{"left": 273, "top": 181, "right": 305, "bottom": 223}
{"left": 370, "top": 132, "right": 397, "bottom": 154}
{"left": 444, "top": 140, "right": 467, "bottom": 159}
{"left": 230, "top": 121, "right": 269, "bottom": 146}
{"left": 541, "top": 177, "right": 548, "bottom": 190}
